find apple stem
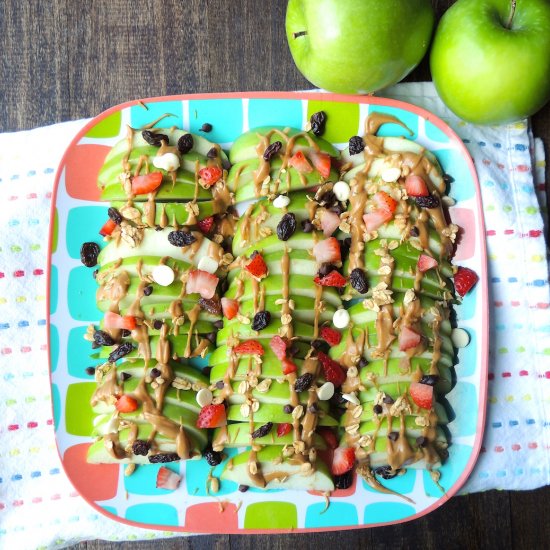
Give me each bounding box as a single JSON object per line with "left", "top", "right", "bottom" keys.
{"left": 505, "top": 0, "right": 516, "bottom": 29}
{"left": 293, "top": 31, "right": 308, "bottom": 39}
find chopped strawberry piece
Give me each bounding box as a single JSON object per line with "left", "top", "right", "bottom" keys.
{"left": 281, "top": 358, "right": 297, "bottom": 375}
{"left": 99, "top": 219, "right": 117, "bottom": 236}
{"left": 156, "top": 466, "right": 182, "bottom": 490}
{"left": 373, "top": 191, "right": 397, "bottom": 213}
{"left": 399, "top": 326, "right": 422, "bottom": 351}
{"left": 320, "top": 326, "right": 342, "bottom": 346}
{"left": 409, "top": 382, "right": 433, "bottom": 409}
{"left": 103, "top": 311, "right": 137, "bottom": 331}
{"left": 245, "top": 253, "right": 268, "bottom": 278}
{"left": 115, "top": 394, "right": 138, "bottom": 413}
{"left": 199, "top": 166, "right": 222, "bottom": 187}
{"left": 221, "top": 297, "right": 239, "bottom": 320}
{"left": 454, "top": 266, "right": 479, "bottom": 297}
{"left": 309, "top": 151, "right": 331, "bottom": 178}
{"left": 331, "top": 446, "right": 355, "bottom": 475}
{"left": 197, "top": 216, "right": 214, "bottom": 234}
{"left": 417, "top": 254, "right": 438, "bottom": 272}
{"left": 196, "top": 403, "right": 227, "bottom": 429}
{"left": 186, "top": 269, "right": 219, "bottom": 299}
{"left": 234, "top": 340, "right": 264, "bottom": 356}
{"left": 131, "top": 172, "right": 163, "bottom": 195}
{"left": 405, "top": 175, "right": 429, "bottom": 197}
{"left": 277, "top": 423, "right": 293, "bottom": 437}
{"left": 320, "top": 210, "right": 341, "bottom": 237}
{"left": 318, "top": 352, "right": 346, "bottom": 387}
{"left": 288, "top": 151, "right": 313, "bottom": 174}
{"left": 318, "top": 426, "right": 338, "bottom": 450}
{"left": 314, "top": 270, "right": 347, "bottom": 288}
{"left": 313, "top": 237, "right": 341, "bottom": 263}
{"left": 269, "top": 335, "right": 288, "bottom": 360}
{"left": 362, "top": 210, "right": 393, "bottom": 232}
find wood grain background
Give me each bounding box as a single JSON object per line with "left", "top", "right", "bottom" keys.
{"left": 1, "top": 1, "right": 548, "bottom": 548}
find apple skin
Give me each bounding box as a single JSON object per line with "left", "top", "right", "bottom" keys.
{"left": 286, "top": 0, "right": 435, "bottom": 94}
{"left": 430, "top": 0, "right": 550, "bottom": 125}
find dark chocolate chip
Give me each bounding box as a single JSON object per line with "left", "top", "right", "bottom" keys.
{"left": 238, "top": 484, "right": 249, "bottom": 493}
{"left": 207, "top": 147, "right": 218, "bottom": 159}
{"left": 373, "top": 404, "right": 383, "bottom": 414}
{"left": 358, "top": 357, "right": 368, "bottom": 369}
{"left": 318, "top": 263, "right": 335, "bottom": 278}
{"left": 121, "top": 372, "right": 132, "bottom": 381}
{"left": 382, "top": 395, "right": 394, "bottom": 404}
{"left": 308, "top": 403, "right": 319, "bottom": 414}
{"left": 213, "top": 320, "right": 224, "bottom": 330}
{"left": 143, "top": 285, "right": 153, "bottom": 296}
{"left": 283, "top": 404, "right": 293, "bottom": 414}
{"left": 334, "top": 470, "right": 353, "bottom": 489}
{"left": 85, "top": 366, "right": 96, "bottom": 376}
{"left": 199, "top": 123, "right": 212, "bottom": 133}
{"left": 311, "top": 339, "right": 330, "bottom": 353}
{"left": 416, "top": 436, "right": 428, "bottom": 448}
{"left": 319, "top": 190, "right": 337, "bottom": 208}
{"left": 215, "top": 380, "right": 225, "bottom": 389}
{"left": 153, "top": 320, "right": 163, "bottom": 330}
{"left": 374, "top": 465, "right": 398, "bottom": 480}
{"left": 150, "top": 367, "right": 161, "bottom": 378}
{"left": 301, "top": 219, "right": 314, "bottom": 233}
{"left": 387, "top": 431, "right": 399, "bottom": 441}
{"left": 205, "top": 332, "right": 217, "bottom": 344}
{"left": 410, "top": 226, "right": 420, "bottom": 237}
{"left": 419, "top": 374, "right": 440, "bottom": 386}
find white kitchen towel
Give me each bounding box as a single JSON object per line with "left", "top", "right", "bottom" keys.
{"left": 0, "top": 83, "right": 548, "bottom": 549}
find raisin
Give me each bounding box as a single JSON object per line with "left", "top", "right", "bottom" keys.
{"left": 415, "top": 195, "right": 440, "bottom": 209}
{"left": 168, "top": 230, "right": 196, "bottom": 247}
{"left": 319, "top": 190, "right": 337, "bottom": 208}
{"left": 132, "top": 439, "right": 151, "bottom": 456}
{"left": 142, "top": 130, "right": 168, "bottom": 147}
{"left": 301, "top": 219, "right": 314, "bottom": 233}
{"left": 374, "top": 465, "right": 398, "bottom": 480}
{"left": 199, "top": 123, "right": 213, "bottom": 133}
{"left": 350, "top": 268, "right": 369, "bottom": 294}
{"left": 383, "top": 395, "right": 394, "bottom": 405}
{"left": 311, "top": 339, "right": 330, "bottom": 353}
{"left": 199, "top": 297, "right": 222, "bottom": 315}
{"left": 252, "top": 310, "right": 271, "bottom": 331}
{"left": 109, "top": 342, "right": 134, "bottom": 362}
{"left": 85, "top": 366, "right": 95, "bottom": 376}
{"left": 283, "top": 404, "right": 294, "bottom": 414}
{"left": 143, "top": 285, "right": 153, "bottom": 296}
{"left": 207, "top": 147, "right": 218, "bottom": 159}
{"left": 177, "top": 133, "right": 194, "bottom": 154}
{"left": 148, "top": 453, "right": 180, "bottom": 463}
{"left": 373, "top": 404, "right": 383, "bottom": 414}
{"left": 238, "top": 484, "right": 249, "bottom": 493}
{"left": 215, "top": 380, "right": 225, "bottom": 389}
{"left": 349, "top": 136, "right": 365, "bottom": 155}
{"left": 420, "top": 374, "right": 440, "bottom": 386}
{"left": 318, "top": 263, "right": 336, "bottom": 278}
{"left": 294, "top": 373, "right": 314, "bottom": 393}
{"left": 308, "top": 403, "right": 319, "bottom": 414}
{"left": 276, "top": 213, "right": 297, "bottom": 241}
{"left": 416, "top": 436, "right": 428, "bottom": 448}
{"left": 204, "top": 447, "right": 222, "bottom": 466}
{"left": 310, "top": 110, "right": 327, "bottom": 136}
{"left": 213, "top": 320, "right": 224, "bottom": 330}
{"left": 205, "top": 332, "right": 217, "bottom": 344}
{"left": 263, "top": 141, "right": 282, "bottom": 161}
{"left": 340, "top": 237, "right": 351, "bottom": 258}
{"left": 121, "top": 329, "right": 131, "bottom": 337}
{"left": 80, "top": 242, "right": 100, "bottom": 267}
{"left": 330, "top": 391, "right": 346, "bottom": 407}
{"left": 410, "top": 226, "right": 420, "bottom": 237}
{"left": 358, "top": 357, "right": 368, "bottom": 369}
{"left": 108, "top": 207, "right": 123, "bottom": 225}
{"left": 251, "top": 422, "right": 273, "bottom": 439}
{"left": 153, "top": 320, "right": 163, "bottom": 330}
{"left": 334, "top": 470, "right": 353, "bottom": 489}
{"left": 93, "top": 330, "right": 115, "bottom": 347}
{"left": 121, "top": 372, "right": 132, "bottom": 381}
{"left": 387, "top": 431, "right": 399, "bottom": 442}
{"left": 150, "top": 367, "right": 161, "bottom": 378}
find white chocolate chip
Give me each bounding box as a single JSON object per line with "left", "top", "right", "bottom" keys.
{"left": 451, "top": 328, "right": 470, "bottom": 348}
{"left": 152, "top": 264, "right": 175, "bottom": 286}
{"left": 153, "top": 152, "right": 180, "bottom": 172}
{"left": 333, "top": 181, "right": 350, "bottom": 202}
{"left": 381, "top": 167, "right": 401, "bottom": 183}
{"left": 342, "top": 392, "right": 360, "bottom": 406}
{"left": 197, "top": 256, "right": 219, "bottom": 274}
{"left": 442, "top": 195, "right": 456, "bottom": 207}
{"left": 273, "top": 195, "right": 290, "bottom": 209}
{"left": 317, "top": 382, "right": 335, "bottom": 401}
{"left": 332, "top": 309, "right": 350, "bottom": 329}
{"left": 196, "top": 388, "right": 213, "bottom": 408}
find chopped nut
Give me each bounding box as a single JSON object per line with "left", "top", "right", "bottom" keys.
{"left": 390, "top": 395, "right": 411, "bottom": 417}
{"left": 238, "top": 381, "right": 249, "bottom": 394}
{"left": 240, "top": 403, "right": 251, "bottom": 418}
{"left": 251, "top": 400, "right": 260, "bottom": 413}
{"left": 292, "top": 405, "right": 304, "bottom": 420}
{"left": 347, "top": 366, "right": 358, "bottom": 378}
{"left": 281, "top": 313, "right": 292, "bottom": 325}
{"left": 404, "top": 289, "right": 416, "bottom": 307}
{"left": 415, "top": 415, "right": 429, "bottom": 427}
{"left": 256, "top": 379, "right": 272, "bottom": 393}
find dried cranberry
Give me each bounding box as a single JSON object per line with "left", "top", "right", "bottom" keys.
{"left": 168, "top": 230, "right": 196, "bottom": 247}
{"left": 263, "top": 141, "right": 282, "bottom": 161}
{"left": 177, "top": 133, "right": 194, "bottom": 154}
{"left": 301, "top": 219, "right": 314, "bottom": 233}
{"left": 349, "top": 136, "right": 365, "bottom": 155}
{"left": 277, "top": 213, "right": 297, "bottom": 241}
{"left": 334, "top": 470, "right": 353, "bottom": 489}
{"left": 203, "top": 447, "right": 222, "bottom": 466}
{"left": 310, "top": 111, "right": 327, "bottom": 136}
{"left": 93, "top": 330, "right": 115, "bottom": 347}
{"left": 415, "top": 195, "right": 440, "bottom": 209}
{"left": 251, "top": 422, "right": 273, "bottom": 439}
{"left": 199, "top": 297, "right": 222, "bottom": 315}
{"left": 252, "top": 310, "right": 271, "bottom": 331}
{"left": 199, "top": 123, "right": 212, "bottom": 133}
{"left": 207, "top": 147, "right": 218, "bottom": 159}
{"left": 132, "top": 439, "right": 151, "bottom": 456}
{"left": 148, "top": 453, "right": 179, "bottom": 463}
{"left": 80, "top": 242, "right": 100, "bottom": 267}
{"left": 108, "top": 342, "right": 134, "bottom": 362}
{"left": 108, "top": 207, "right": 123, "bottom": 225}
{"left": 350, "top": 268, "right": 369, "bottom": 294}
{"left": 294, "top": 373, "right": 314, "bottom": 393}
{"left": 143, "top": 285, "right": 153, "bottom": 296}
{"left": 142, "top": 130, "right": 168, "bottom": 146}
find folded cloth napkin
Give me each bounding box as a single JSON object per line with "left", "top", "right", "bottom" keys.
{"left": 0, "top": 83, "right": 548, "bottom": 548}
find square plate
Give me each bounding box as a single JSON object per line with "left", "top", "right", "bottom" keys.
{"left": 47, "top": 92, "right": 488, "bottom": 533}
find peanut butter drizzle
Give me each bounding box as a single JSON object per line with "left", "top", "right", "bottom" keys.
{"left": 365, "top": 113, "right": 413, "bottom": 136}
{"left": 281, "top": 245, "right": 292, "bottom": 340}
{"left": 313, "top": 284, "right": 323, "bottom": 339}
{"left": 183, "top": 304, "right": 201, "bottom": 358}
{"left": 91, "top": 368, "right": 122, "bottom": 407}
{"left": 169, "top": 299, "right": 184, "bottom": 336}
{"left": 348, "top": 174, "right": 368, "bottom": 271}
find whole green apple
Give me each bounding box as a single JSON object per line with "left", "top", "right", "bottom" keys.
{"left": 286, "top": 0, "right": 435, "bottom": 94}
{"left": 430, "top": 0, "right": 550, "bottom": 125}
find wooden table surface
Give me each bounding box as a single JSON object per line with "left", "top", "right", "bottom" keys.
{"left": 1, "top": 1, "right": 548, "bottom": 548}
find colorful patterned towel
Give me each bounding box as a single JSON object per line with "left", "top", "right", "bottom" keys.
{"left": 0, "top": 83, "right": 548, "bottom": 549}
